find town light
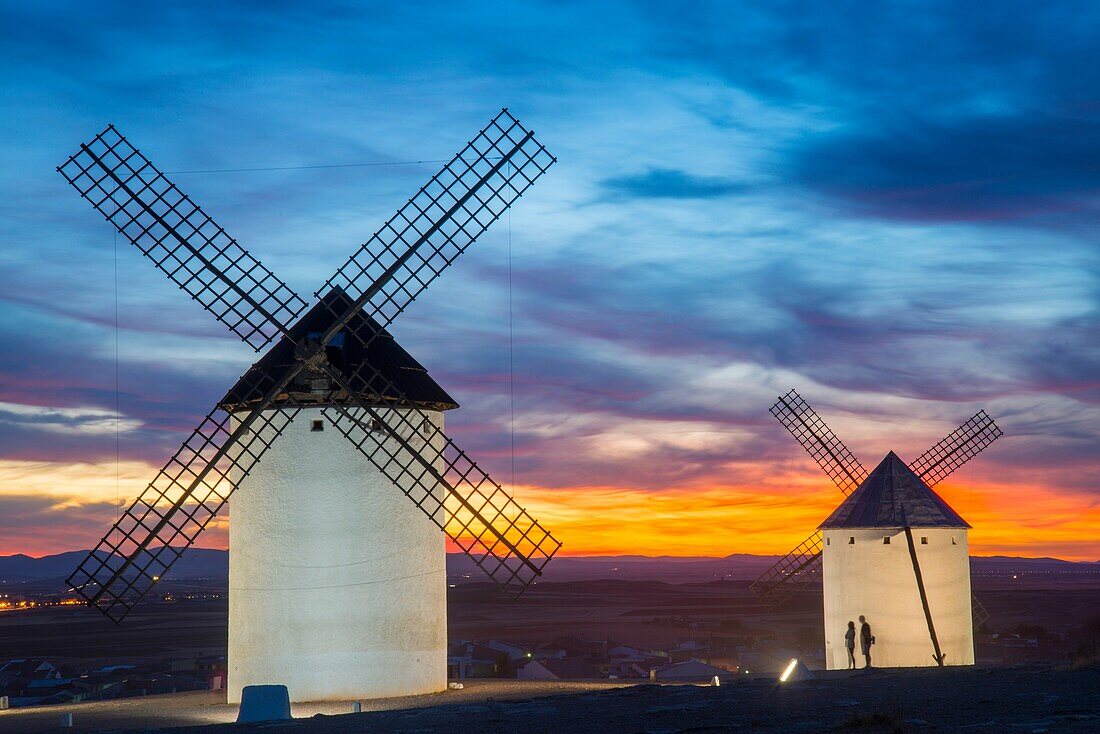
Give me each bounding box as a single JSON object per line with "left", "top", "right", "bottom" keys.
{"left": 779, "top": 658, "right": 799, "bottom": 683}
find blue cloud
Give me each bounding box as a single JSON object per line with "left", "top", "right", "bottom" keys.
{"left": 601, "top": 168, "right": 749, "bottom": 200}
{"left": 789, "top": 115, "right": 1100, "bottom": 222}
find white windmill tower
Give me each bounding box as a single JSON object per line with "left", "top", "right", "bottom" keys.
{"left": 58, "top": 110, "right": 562, "bottom": 702}
{"left": 750, "top": 390, "right": 1003, "bottom": 669}
{"left": 217, "top": 289, "right": 462, "bottom": 700}
{"left": 818, "top": 451, "right": 975, "bottom": 668}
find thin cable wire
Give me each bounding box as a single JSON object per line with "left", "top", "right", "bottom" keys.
{"left": 507, "top": 162, "right": 516, "bottom": 503}
{"left": 113, "top": 230, "right": 120, "bottom": 525}
{"left": 165, "top": 159, "right": 449, "bottom": 175}
{"left": 163, "top": 155, "right": 501, "bottom": 175}
{"left": 228, "top": 567, "right": 445, "bottom": 592}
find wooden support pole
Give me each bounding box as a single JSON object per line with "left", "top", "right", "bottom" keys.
{"left": 903, "top": 525, "right": 946, "bottom": 666}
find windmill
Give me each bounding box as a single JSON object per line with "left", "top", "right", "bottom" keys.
{"left": 750, "top": 390, "right": 1002, "bottom": 667}
{"left": 57, "top": 110, "right": 561, "bottom": 701}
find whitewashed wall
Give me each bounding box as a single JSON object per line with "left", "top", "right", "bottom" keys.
{"left": 821, "top": 526, "right": 973, "bottom": 670}
{"left": 227, "top": 407, "right": 448, "bottom": 703}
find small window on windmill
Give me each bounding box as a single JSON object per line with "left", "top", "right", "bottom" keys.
{"left": 825, "top": 537, "right": 830, "bottom": 546}
{"left": 848, "top": 537, "right": 855, "bottom": 545}
{"left": 883, "top": 536, "right": 890, "bottom": 544}
{"left": 311, "top": 419, "right": 324, "bottom": 432}
{"left": 420, "top": 418, "right": 432, "bottom": 437}
{"left": 920, "top": 536, "right": 928, "bottom": 545}
{"left": 367, "top": 417, "right": 382, "bottom": 434}
{"left": 951, "top": 537, "right": 957, "bottom": 545}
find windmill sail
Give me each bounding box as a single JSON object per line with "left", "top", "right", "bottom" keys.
{"left": 320, "top": 108, "right": 555, "bottom": 331}
{"left": 327, "top": 401, "right": 560, "bottom": 596}
{"left": 752, "top": 391, "right": 868, "bottom": 606}
{"left": 907, "top": 411, "right": 1002, "bottom": 632}
{"left": 66, "top": 401, "right": 300, "bottom": 621}
{"left": 770, "top": 390, "right": 868, "bottom": 494}
{"left": 908, "top": 410, "right": 1003, "bottom": 487}
{"left": 748, "top": 530, "right": 824, "bottom": 608}
{"left": 57, "top": 126, "right": 306, "bottom": 351}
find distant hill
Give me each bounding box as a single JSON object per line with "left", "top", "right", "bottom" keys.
{"left": 447, "top": 553, "right": 784, "bottom": 583}
{"left": 969, "top": 555, "right": 1100, "bottom": 573}
{"left": 0, "top": 548, "right": 228, "bottom": 584}
{"left": 2, "top": 549, "right": 1096, "bottom": 586}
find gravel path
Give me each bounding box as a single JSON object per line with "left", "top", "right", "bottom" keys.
{"left": 1, "top": 665, "right": 1097, "bottom": 733}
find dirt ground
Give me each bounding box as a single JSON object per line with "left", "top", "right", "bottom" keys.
{"left": 2, "top": 664, "right": 1097, "bottom": 734}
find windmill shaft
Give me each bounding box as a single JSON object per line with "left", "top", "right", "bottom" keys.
{"left": 77, "top": 143, "right": 295, "bottom": 346}
{"left": 86, "top": 361, "right": 306, "bottom": 606}
{"left": 317, "top": 362, "right": 543, "bottom": 577}
{"left": 317, "top": 130, "right": 536, "bottom": 349}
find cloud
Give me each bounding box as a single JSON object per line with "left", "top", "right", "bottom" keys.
{"left": 601, "top": 168, "right": 750, "bottom": 200}
{"left": 0, "top": 459, "right": 230, "bottom": 556}
{"left": 789, "top": 115, "right": 1100, "bottom": 223}
{"left": 0, "top": 402, "right": 141, "bottom": 436}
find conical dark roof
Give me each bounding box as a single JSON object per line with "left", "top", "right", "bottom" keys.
{"left": 818, "top": 451, "right": 969, "bottom": 529}
{"left": 219, "top": 288, "right": 458, "bottom": 412}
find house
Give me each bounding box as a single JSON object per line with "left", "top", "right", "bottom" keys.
{"left": 609, "top": 657, "right": 669, "bottom": 678}
{"left": 0, "top": 659, "right": 59, "bottom": 686}
{"left": 448, "top": 641, "right": 504, "bottom": 679}
{"left": 550, "top": 636, "right": 607, "bottom": 659}
{"left": 608, "top": 645, "right": 669, "bottom": 678}
{"left": 517, "top": 658, "right": 599, "bottom": 680}
{"left": 651, "top": 661, "right": 735, "bottom": 683}
{"left": 487, "top": 640, "right": 534, "bottom": 662}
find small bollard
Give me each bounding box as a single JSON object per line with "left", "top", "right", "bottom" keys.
{"left": 60, "top": 713, "right": 74, "bottom": 728}
{"left": 237, "top": 684, "right": 292, "bottom": 723}
{"left": 648, "top": 668, "right": 657, "bottom": 682}
{"left": 711, "top": 675, "right": 721, "bottom": 687}
{"left": 0, "top": 696, "right": 9, "bottom": 710}
{"left": 352, "top": 701, "right": 362, "bottom": 713}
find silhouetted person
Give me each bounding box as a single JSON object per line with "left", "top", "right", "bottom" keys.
{"left": 844, "top": 620, "right": 856, "bottom": 669}
{"left": 859, "top": 614, "right": 875, "bottom": 668}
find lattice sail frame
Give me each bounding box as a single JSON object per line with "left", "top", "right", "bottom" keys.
{"left": 750, "top": 390, "right": 868, "bottom": 607}
{"left": 68, "top": 402, "right": 300, "bottom": 621}
{"left": 908, "top": 410, "right": 1003, "bottom": 487}
{"left": 57, "top": 126, "right": 307, "bottom": 351}
{"left": 311, "top": 282, "right": 562, "bottom": 595}
{"left": 770, "top": 389, "right": 868, "bottom": 494}
{"left": 747, "top": 531, "right": 825, "bottom": 607}
{"left": 60, "top": 110, "right": 560, "bottom": 620}
{"left": 321, "top": 109, "right": 553, "bottom": 324}
{"left": 324, "top": 401, "right": 559, "bottom": 595}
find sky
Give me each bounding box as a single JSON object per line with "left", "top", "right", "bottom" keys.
{"left": 1, "top": 1, "right": 1098, "bottom": 561}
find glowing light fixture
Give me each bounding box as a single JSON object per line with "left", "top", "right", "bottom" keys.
{"left": 779, "top": 658, "right": 799, "bottom": 683}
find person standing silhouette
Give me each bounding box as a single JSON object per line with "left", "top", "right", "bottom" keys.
{"left": 844, "top": 621, "right": 856, "bottom": 669}
{"left": 859, "top": 615, "right": 874, "bottom": 668}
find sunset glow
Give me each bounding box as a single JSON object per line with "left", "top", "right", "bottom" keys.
{"left": 3, "top": 457, "right": 1096, "bottom": 561}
